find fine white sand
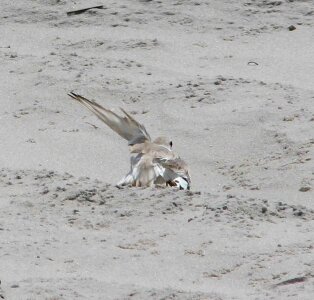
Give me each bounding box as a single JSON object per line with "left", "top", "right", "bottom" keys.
{"left": 1, "top": 1, "right": 313, "bottom": 299}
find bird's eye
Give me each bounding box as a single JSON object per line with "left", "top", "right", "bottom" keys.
{"left": 169, "top": 141, "right": 173, "bottom": 148}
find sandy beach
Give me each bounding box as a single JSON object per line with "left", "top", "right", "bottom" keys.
{"left": 1, "top": 1, "right": 314, "bottom": 299}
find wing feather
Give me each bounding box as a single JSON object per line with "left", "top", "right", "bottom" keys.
{"left": 154, "top": 157, "right": 191, "bottom": 184}
{"left": 68, "top": 92, "right": 151, "bottom": 145}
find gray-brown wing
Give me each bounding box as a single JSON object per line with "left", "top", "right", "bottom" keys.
{"left": 68, "top": 92, "right": 151, "bottom": 145}
{"left": 154, "top": 157, "right": 191, "bottom": 184}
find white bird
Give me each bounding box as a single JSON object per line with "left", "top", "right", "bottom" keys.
{"left": 68, "top": 92, "right": 191, "bottom": 190}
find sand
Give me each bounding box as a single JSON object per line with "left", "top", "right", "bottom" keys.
{"left": 0, "top": 0, "right": 313, "bottom": 299}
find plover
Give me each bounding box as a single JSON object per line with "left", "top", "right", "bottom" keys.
{"left": 68, "top": 92, "right": 191, "bottom": 190}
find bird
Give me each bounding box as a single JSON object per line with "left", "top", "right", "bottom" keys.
{"left": 68, "top": 92, "right": 191, "bottom": 190}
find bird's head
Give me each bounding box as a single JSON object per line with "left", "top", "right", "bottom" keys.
{"left": 154, "top": 136, "right": 173, "bottom": 150}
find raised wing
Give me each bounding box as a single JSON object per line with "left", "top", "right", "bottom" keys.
{"left": 68, "top": 92, "right": 151, "bottom": 145}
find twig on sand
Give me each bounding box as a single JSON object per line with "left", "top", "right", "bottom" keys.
{"left": 85, "top": 122, "right": 99, "bottom": 129}
{"left": 67, "top": 5, "right": 104, "bottom": 16}
{"left": 278, "top": 160, "right": 302, "bottom": 169}
{"left": 274, "top": 276, "right": 308, "bottom": 287}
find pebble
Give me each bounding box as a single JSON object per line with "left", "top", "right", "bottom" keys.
{"left": 288, "top": 25, "right": 296, "bottom": 31}
{"left": 299, "top": 186, "right": 311, "bottom": 192}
